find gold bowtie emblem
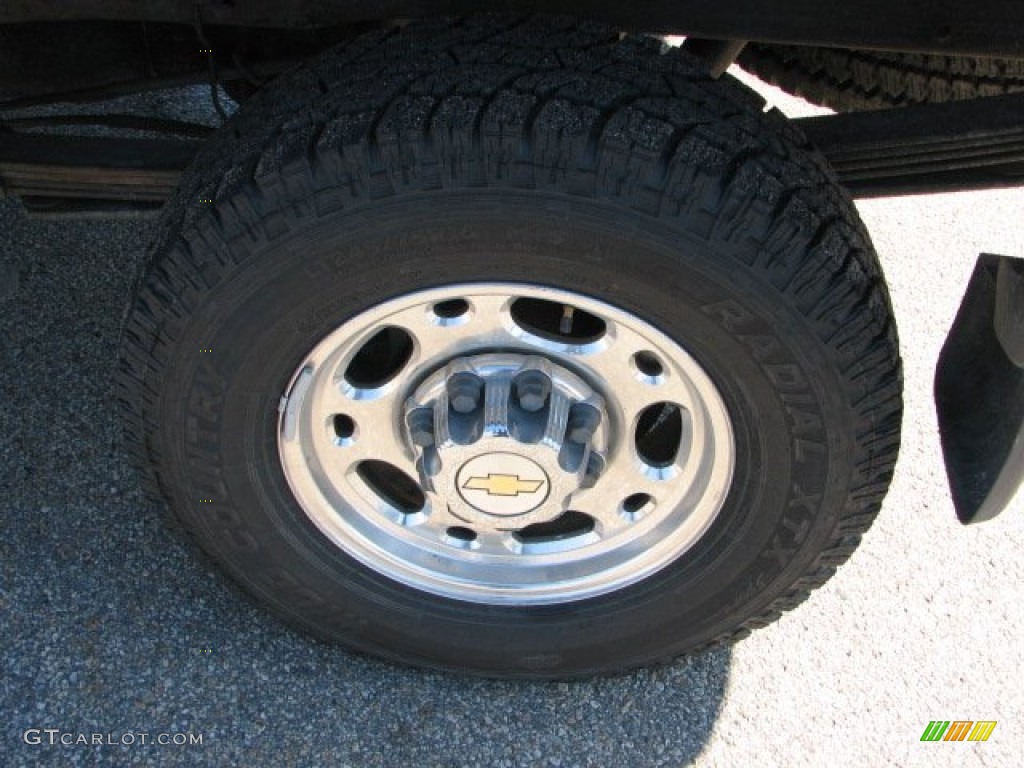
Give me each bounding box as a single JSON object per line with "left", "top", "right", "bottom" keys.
{"left": 462, "top": 474, "right": 544, "bottom": 496}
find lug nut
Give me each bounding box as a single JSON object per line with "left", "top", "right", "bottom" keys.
{"left": 582, "top": 451, "right": 606, "bottom": 487}
{"left": 515, "top": 371, "right": 550, "bottom": 412}
{"left": 568, "top": 403, "right": 602, "bottom": 443}
{"left": 407, "top": 408, "right": 435, "bottom": 447}
{"left": 447, "top": 372, "right": 483, "bottom": 414}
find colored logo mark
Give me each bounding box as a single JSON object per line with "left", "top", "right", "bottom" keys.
{"left": 920, "top": 720, "right": 996, "bottom": 742}
{"left": 462, "top": 474, "right": 544, "bottom": 496}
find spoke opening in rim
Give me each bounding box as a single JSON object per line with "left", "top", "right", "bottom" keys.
{"left": 332, "top": 414, "right": 356, "bottom": 443}
{"left": 515, "top": 510, "right": 595, "bottom": 542}
{"left": 621, "top": 493, "right": 655, "bottom": 522}
{"left": 432, "top": 298, "right": 470, "bottom": 320}
{"left": 355, "top": 460, "right": 425, "bottom": 514}
{"left": 344, "top": 326, "right": 414, "bottom": 389}
{"left": 633, "top": 350, "right": 664, "bottom": 379}
{"left": 510, "top": 297, "right": 607, "bottom": 345}
{"left": 635, "top": 402, "right": 684, "bottom": 468}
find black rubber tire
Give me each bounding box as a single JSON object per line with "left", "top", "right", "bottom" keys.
{"left": 739, "top": 43, "right": 1024, "bottom": 111}
{"left": 118, "top": 15, "right": 902, "bottom": 678}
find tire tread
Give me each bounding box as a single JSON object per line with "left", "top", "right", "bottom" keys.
{"left": 739, "top": 43, "right": 1024, "bottom": 111}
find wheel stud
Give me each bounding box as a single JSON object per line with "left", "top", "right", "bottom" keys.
{"left": 406, "top": 407, "right": 435, "bottom": 447}
{"left": 447, "top": 372, "right": 483, "bottom": 414}
{"left": 516, "top": 371, "right": 550, "bottom": 412}
{"left": 568, "top": 403, "right": 602, "bottom": 443}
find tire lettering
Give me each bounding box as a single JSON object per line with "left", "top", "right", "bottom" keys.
{"left": 186, "top": 362, "right": 225, "bottom": 428}
{"left": 737, "top": 333, "right": 781, "bottom": 361}
{"left": 223, "top": 528, "right": 259, "bottom": 553}
{"left": 764, "top": 363, "right": 805, "bottom": 391}
{"left": 703, "top": 301, "right": 828, "bottom": 470}
{"left": 780, "top": 513, "right": 811, "bottom": 545}
{"left": 787, "top": 484, "right": 822, "bottom": 516}
{"left": 758, "top": 482, "right": 820, "bottom": 568}
{"left": 794, "top": 438, "right": 826, "bottom": 463}
{"left": 186, "top": 360, "right": 231, "bottom": 506}
{"left": 259, "top": 569, "right": 327, "bottom": 609}
{"left": 726, "top": 572, "right": 768, "bottom": 611}
{"left": 765, "top": 534, "right": 796, "bottom": 567}
{"left": 700, "top": 299, "right": 754, "bottom": 330}
{"left": 784, "top": 405, "right": 822, "bottom": 436}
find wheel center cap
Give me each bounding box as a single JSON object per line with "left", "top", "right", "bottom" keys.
{"left": 456, "top": 453, "right": 551, "bottom": 516}
{"left": 402, "top": 353, "right": 608, "bottom": 532}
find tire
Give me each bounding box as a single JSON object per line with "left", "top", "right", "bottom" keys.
{"left": 118, "top": 15, "right": 902, "bottom": 678}
{"left": 739, "top": 44, "right": 1024, "bottom": 111}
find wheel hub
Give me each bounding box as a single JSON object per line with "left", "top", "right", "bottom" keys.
{"left": 403, "top": 354, "right": 608, "bottom": 532}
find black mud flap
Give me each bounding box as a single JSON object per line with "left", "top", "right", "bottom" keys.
{"left": 936, "top": 254, "right": 1024, "bottom": 524}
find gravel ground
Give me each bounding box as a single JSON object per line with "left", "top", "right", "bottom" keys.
{"left": 2, "top": 69, "right": 1023, "bottom": 767}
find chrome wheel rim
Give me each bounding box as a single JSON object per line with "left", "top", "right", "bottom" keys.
{"left": 278, "top": 283, "right": 735, "bottom": 605}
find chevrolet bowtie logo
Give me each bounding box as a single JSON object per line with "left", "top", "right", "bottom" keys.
{"left": 462, "top": 474, "right": 545, "bottom": 496}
